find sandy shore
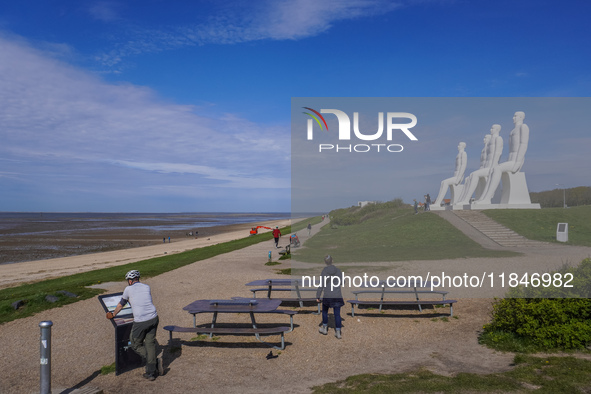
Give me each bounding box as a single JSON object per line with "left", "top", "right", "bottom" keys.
{"left": 1, "top": 219, "right": 590, "bottom": 393}
{"left": 0, "top": 219, "right": 290, "bottom": 289}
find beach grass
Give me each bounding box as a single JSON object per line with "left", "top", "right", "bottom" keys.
{"left": 0, "top": 225, "right": 290, "bottom": 324}
{"left": 293, "top": 205, "right": 518, "bottom": 263}
{"left": 483, "top": 206, "right": 591, "bottom": 246}
{"left": 312, "top": 355, "right": 591, "bottom": 393}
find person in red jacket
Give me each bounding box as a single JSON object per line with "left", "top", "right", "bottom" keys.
{"left": 272, "top": 226, "right": 282, "bottom": 248}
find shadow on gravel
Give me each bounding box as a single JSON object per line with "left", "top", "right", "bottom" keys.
{"left": 60, "top": 370, "right": 101, "bottom": 393}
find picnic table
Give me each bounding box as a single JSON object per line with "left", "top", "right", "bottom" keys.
{"left": 245, "top": 278, "right": 321, "bottom": 313}
{"left": 163, "top": 298, "right": 295, "bottom": 349}
{"left": 348, "top": 280, "right": 457, "bottom": 317}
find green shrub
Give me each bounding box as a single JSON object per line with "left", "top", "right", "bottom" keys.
{"left": 482, "top": 298, "right": 591, "bottom": 350}
{"left": 482, "top": 259, "right": 591, "bottom": 351}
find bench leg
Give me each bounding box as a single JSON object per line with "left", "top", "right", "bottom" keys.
{"left": 254, "top": 332, "right": 286, "bottom": 350}
{"left": 312, "top": 302, "right": 321, "bottom": 315}
{"left": 351, "top": 304, "right": 355, "bottom": 317}
{"left": 249, "top": 312, "right": 261, "bottom": 341}
{"left": 450, "top": 304, "right": 453, "bottom": 317}
{"left": 210, "top": 312, "right": 218, "bottom": 338}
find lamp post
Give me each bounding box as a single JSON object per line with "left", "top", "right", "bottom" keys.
{"left": 556, "top": 184, "right": 566, "bottom": 208}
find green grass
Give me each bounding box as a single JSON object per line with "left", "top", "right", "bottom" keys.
{"left": 0, "top": 225, "right": 290, "bottom": 324}
{"left": 100, "top": 363, "right": 116, "bottom": 375}
{"left": 293, "top": 205, "right": 517, "bottom": 263}
{"left": 483, "top": 206, "right": 591, "bottom": 246}
{"left": 265, "top": 261, "right": 281, "bottom": 266}
{"left": 312, "top": 355, "right": 591, "bottom": 393}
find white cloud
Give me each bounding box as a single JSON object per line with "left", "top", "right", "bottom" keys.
{"left": 0, "top": 34, "right": 290, "bottom": 202}
{"left": 88, "top": 1, "right": 124, "bottom": 22}
{"left": 96, "top": 0, "right": 403, "bottom": 66}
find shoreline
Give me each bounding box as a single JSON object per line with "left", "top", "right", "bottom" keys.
{"left": 0, "top": 212, "right": 291, "bottom": 265}
{"left": 0, "top": 218, "right": 291, "bottom": 290}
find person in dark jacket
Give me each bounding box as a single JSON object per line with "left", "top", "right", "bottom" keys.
{"left": 316, "top": 255, "right": 344, "bottom": 339}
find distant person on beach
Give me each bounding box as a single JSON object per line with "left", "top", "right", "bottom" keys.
{"left": 307, "top": 223, "right": 312, "bottom": 236}
{"left": 107, "top": 270, "right": 162, "bottom": 381}
{"left": 316, "top": 255, "right": 344, "bottom": 339}
{"left": 168, "top": 237, "right": 170, "bottom": 243}
{"left": 272, "top": 226, "right": 282, "bottom": 248}
{"left": 163, "top": 237, "right": 165, "bottom": 243}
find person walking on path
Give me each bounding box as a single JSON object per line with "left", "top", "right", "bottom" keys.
{"left": 316, "top": 255, "right": 345, "bottom": 339}
{"left": 272, "top": 226, "right": 282, "bottom": 248}
{"left": 413, "top": 199, "right": 418, "bottom": 214}
{"left": 107, "top": 270, "right": 163, "bottom": 381}
{"left": 307, "top": 223, "right": 312, "bottom": 236}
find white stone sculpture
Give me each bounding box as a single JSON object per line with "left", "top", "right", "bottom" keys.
{"left": 473, "top": 111, "right": 537, "bottom": 207}
{"left": 432, "top": 142, "right": 467, "bottom": 208}
{"left": 454, "top": 125, "right": 502, "bottom": 206}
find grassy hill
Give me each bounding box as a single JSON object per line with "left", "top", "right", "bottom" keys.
{"left": 293, "top": 200, "right": 518, "bottom": 263}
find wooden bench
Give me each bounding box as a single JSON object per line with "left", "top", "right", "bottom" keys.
{"left": 164, "top": 325, "right": 291, "bottom": 350}
{"left": 348, "top": 299, "right": 457, "bottom": 317}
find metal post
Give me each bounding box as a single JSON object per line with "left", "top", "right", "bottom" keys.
{"left": 39, "top": 321, "right": 53, "bottom": 394}
{"left": 556, "top": 183, "right": 566, "bottom": 208}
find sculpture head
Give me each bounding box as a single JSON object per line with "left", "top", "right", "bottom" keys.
{"left": 484, "top": 134, "right": 491, "bottom": 144}
{"left": 458, "top": 142, "right": 466, "bottom": 151}
{"left": 513, "top": 111, "right": 525, "bottom": 125}
{"left": 490, "top": 124, "right": 501, "bottom": 135}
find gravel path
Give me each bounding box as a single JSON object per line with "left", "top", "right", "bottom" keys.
{"left": 1, "top": 220, "right": 590, "bottom": 393}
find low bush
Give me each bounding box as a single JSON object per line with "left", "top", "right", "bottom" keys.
{"left": 481, "top": 258, "right": 591, "bottom": 351}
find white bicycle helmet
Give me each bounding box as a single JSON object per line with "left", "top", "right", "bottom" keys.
{"left": 125, "top": 270, "right": 140, "bottom": 280}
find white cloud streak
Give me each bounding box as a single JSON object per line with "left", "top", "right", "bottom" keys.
{"left": 0, "top": 34, "right": 290, "bottom": 199}
{"left": 96, "top": 0, "right": 403, "bottom": 67}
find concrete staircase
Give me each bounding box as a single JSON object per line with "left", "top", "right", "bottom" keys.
{"left": 451, "top": 210, "right": 543, "bottom": 247}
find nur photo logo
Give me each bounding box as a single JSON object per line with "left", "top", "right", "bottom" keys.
{"left": 303, "top": 107, "right": 418, "bottom": 153}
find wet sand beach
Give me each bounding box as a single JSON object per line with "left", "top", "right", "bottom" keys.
{"left": 0, "top": 218, "right": 290, "bottom": 289}
{"left": 0, "top": 213, "right": 289, "bottom": 265}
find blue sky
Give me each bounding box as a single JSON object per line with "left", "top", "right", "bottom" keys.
{"left": 0, "top": 1, "right": 590, "bottom": 213}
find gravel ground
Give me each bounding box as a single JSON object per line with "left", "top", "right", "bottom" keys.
{"left": 1, "top": 220, "right": 591, "bottom": 393}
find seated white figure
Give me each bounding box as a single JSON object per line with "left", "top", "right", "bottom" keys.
{"left": 433, "top": 142, "right": 467, "bottom": 207}
{"left": 474, "top": 112, "right": 529, "bottom": 205}
{"left": 455, "top": 125, "right": 502, "bottom": 205}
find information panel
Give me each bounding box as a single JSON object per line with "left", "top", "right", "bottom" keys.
{"left": 98, "top": 293, "right": 143, "bottom": 375}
